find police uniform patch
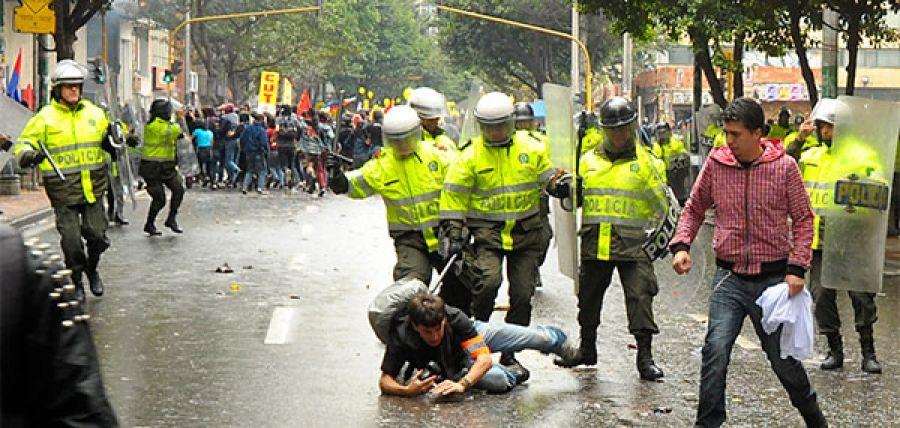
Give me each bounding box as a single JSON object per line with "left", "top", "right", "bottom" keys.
{"left": 630, "top": 163, "right": 640, "bottom": 173}
{"left": 88, "top": 119, "right": 97, "bottom": 127}
{"left": 428, "top": 160, "right": 438, "bottom": 171}
{"left": 519, "top": 153, "right": 529, "bottom": 164}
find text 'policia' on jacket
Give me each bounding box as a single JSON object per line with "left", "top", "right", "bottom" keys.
{"left": 579, "top": 143, "right": 667, "bottom": 261}
{"left": 346, "top": 143, "right": 453, "bottom": 252}
{"left": 14, "top": 99, "right": 110, "bottom": 206}
{"left": 439, "top": 132, "right": 554, "bottom": 251}
{"left": 799, "top": 140, "right": 883, "bottom": 250}
{"left": 142, "top": 117, "right": 180, "bottom": 162}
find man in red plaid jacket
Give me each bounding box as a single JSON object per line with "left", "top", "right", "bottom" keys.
{"left": 670, "top": 97, "right": 827, "bottom": 427}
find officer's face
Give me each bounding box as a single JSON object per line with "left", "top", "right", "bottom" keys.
{"left": 479, "top": 121, "right": 514, "bottom": 145}
{"left": 60, "top": 84, "right": 81, "bottom": 105}
{"left": 413, "top": 320, "right": 446, "bottom": 347}
{"left": 387, "top": 133, "right": 418, "bottom": 157}
{"left": 817, "top": 122, "right": 834, "bottom": 141}
{"left": 724, "top": 120, "right": 764, "bottom": 162}
{"left": 515, "top": 120, "right": 534, "bottom": 131}
{"left": 605, "top": 125, "right": 632, "bottom": 149}
{"left": 420, "top": 117, "right": 439, "bottom": 132}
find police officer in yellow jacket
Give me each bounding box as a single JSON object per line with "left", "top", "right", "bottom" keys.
{"left": 140, "top": 98, "right": 185, "bottom": 236}
{"left": 409, "top": 87, "right": 457, "bottom": 153}
{"left": 799, "top": 99, "right": 882, "bottom": 374}
{"left": 440, "top": 92, "right": 567, "bottom": 377}
{"left": 14, "top": 60, "right": 113, "bottom": 299}
{"left": 554, "top": 97, "right": 666, "bottom": 380}
{"left": 329, "top": 105, "right": 471, "bottom": 313}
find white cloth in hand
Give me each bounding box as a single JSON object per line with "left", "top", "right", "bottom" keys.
{"left": 755, "top": 282, "right": 815, "bottom": 360}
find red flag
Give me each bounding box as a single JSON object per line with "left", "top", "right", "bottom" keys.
{"left": 23, "top": 84, "right": 34, "bottom": 110}
{"left": 297, "top": 89, "right": 311, "bottom": 114}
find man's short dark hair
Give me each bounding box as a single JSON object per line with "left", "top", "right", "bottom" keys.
{"left": 722, "top": 97, "right": 765, "bottom": 132}
{"left": 407, "top": 293, "right": 446, "bottom": 327}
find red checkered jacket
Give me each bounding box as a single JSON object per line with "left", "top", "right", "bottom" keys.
{"left": 670, "top": 140, "right": 814, "bottom": 277}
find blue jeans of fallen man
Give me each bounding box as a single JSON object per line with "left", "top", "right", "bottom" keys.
{"left": 471, "top": 321, "right": 567, "bottom": 393}
{"left": 695, "top": 268, "right": 818, "bottom": 427}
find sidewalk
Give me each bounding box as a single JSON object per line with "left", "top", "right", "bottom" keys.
{"left": 0, "top": 188, "right": 53, "bottom": 229}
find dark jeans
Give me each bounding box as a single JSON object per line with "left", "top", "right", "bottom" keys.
{"left": 696, "top": 268, "right": 818, "bottom": 427}
{"left": 197, "top": 147, "right": 214, "bottom": 181}
{"left": 242, "top": 152, "right": 268, "bottom": 191}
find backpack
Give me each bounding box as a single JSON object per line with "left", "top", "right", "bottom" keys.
{"left": 367, "top": 278, "right": 428, "bottom": 344}
{"left": 277, "top": 117, "right": 300, "bottom": 141}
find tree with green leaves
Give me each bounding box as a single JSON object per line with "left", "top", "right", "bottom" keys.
{"left": 827, "top": 0, "right": 900, "bottom": 95}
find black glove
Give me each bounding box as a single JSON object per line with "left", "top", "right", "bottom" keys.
{"left": 552, "top": 174, "right": 573, "bottom": 199}
{"left": 20, "top": 149, "right": 46, "bottom": 168}
{"left": 328, "top": 167, "right": 349, "bottom": 194}
{"left": 439, "top": 223, "right": 467, "bottom": 261}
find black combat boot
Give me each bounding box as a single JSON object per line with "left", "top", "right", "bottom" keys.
{"left": 500, "top": 353, "right": 530, "bottom": 384}
{"left": 72, "top": 270, "right": 86, "bottom": 302}
{"left": 799, "top": 399, "right": 829, "bottom": 427}
{"left": 554, "top": 334, "right": 597, "bottom": 368}
{"left": 113, "top": 213, "right": 130, "bottom": 225}
{"left": 820, "top": 334, "right": 844, "bottom": 370}
{"left": 635, "top": 334, "right": 664, "bottom": 380}
{"left": 86, "top": 252, "right": 104, "bottom": 297}
{"left": 859, "top": 328, "right": 882, "bottom": 374}
{"left": 145, "top": 206, "right": 162, "bottom": 236}
{"left": 164, "top": 212, "right": 183, "bottom": 233}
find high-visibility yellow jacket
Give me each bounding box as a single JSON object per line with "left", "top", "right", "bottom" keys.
{"left": 423, "top": 128, "right": 458, "bottom": 154}
{"left": 14, "top": 98, "right": 109, "bottom": 206}
{"left": 799, "top": 141, "right": 883, "bottom": 250}
{"left": 651, "top": 136, "right": 689, "bottom": 171}
{"left": 142, "top": 117, "right": 179, "bottom": 162}
{"left": 581, "top": 127, "right": 604, "bottom": 155}
{"left": 579, "top": 143, "right": 668, "bottom": 260}
{"left": 767, "top": 124, "right": 793, "bottom": 140}
{"left": 440, "top": 133, "right": 554, "bottom": 251}
{"left": 347, "top": 141, "right": 451, "bottom": 252}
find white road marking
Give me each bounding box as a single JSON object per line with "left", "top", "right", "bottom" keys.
{"left": 735, "top": 335, "right": 760, "bottom": 350}
{"left": 264, "top": 307, "right": 299, "bottom": 345}
{"left": 687, "top": 313, "right": 708, "bottom": 323}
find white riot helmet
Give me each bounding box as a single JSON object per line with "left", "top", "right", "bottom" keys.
{"left": 408, "top": 87, "right": 445, "bottom": 120}
{"left": 382, "top": 105, "right": 422, "bottom": 156}
{"left": 811, "top": 98, "right": 838, "bottom": 125}
{"left": 474, "top": 92, "right": 515, "bottom": 146}
{"left": 51, "top": 59, "right": 87, "bottom": 87}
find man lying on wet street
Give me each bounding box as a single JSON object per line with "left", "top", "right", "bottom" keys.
{"left": 379, "top": 293, "right": 578, "bottom": 397}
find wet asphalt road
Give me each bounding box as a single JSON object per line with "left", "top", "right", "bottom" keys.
{"left": 22, "top": 186, "right": 900, "bottom": 427}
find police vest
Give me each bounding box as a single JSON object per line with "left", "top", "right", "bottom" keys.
{"left": 440, "top": 133, "right": 554, "bottom": 251}
{"left": 14, "top": 99, "right": 109, "bottom": 203}
{"left": 142, "top": 118, "right": 179, "bottom": 162}
{"left": 651, "top": 136, "right": 689, "bottom": 170}
{"left": 347, "top": 141, "right": 450, "bottom": 252}
{"left": 579, "top": 144, "right": 667, "bottom": 260}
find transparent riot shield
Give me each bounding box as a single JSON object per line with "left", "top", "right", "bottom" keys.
{"left": 542, "top": 83, "right": 578, "bottom": 282}
{"left": 457, "top": 81, "right": 484, "bottom": 148}
{"left": 176, "top": 137, "right": 201, "bottom": 178}
{"left": 821, "top": 96, "right": 900, "bottom": 293}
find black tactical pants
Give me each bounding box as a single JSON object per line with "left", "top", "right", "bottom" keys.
{"left": 577, "top": 259, "right": 660, "bottom": 337}
{"left": 53, "top": 202, "right": 110, "bottom": 276}
{"left": 808, "top": 251, "right": 878, "bottom": 335}
{"left": 146, "top": 174, "right": 184, "bottom": 224}
{"left": 393, "top": 232, "right": 471, "bottom": 316}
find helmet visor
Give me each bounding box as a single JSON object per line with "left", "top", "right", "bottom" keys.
{"left": 384, "top": 125, "right": 421, "bottom": 156}
{"left": 601, "top": 121, "right": 640, "bottom": 151}
{"left": 478, "top": 119, "right": 515, "bottom": 146}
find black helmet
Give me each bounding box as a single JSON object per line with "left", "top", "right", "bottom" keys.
{"left": 656, "top": 121, "right": 671, "bottom": 132}
{"left": 149, "top": 98, "right": 172, "bottom": 121}
{"left": 513, "top": 102, "right": 534, "bottom": 121}
{"left": 778, "top": 106, "right": 791, "bottom": 117}
{"left": 598, "top": 97, "right": 637, "bottom": 128}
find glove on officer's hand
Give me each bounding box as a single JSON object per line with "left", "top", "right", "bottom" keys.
{"left": 327, "top": 167, "right": 349, "bottom": 194}
{"left": 20, "top": 150, "right": 46, "bottom": 168}
{"left": 552, "top": 174, "right": 573, "bottom": 199}
{"left": 440, "top": 223, "right": 467, "bottom": 261}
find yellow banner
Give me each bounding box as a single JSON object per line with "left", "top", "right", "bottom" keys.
{"left": 258, "top": 71, "right": 280, "bottom": 107}
{"left": 281, "top": 78, "right": 294, "bottom": 105}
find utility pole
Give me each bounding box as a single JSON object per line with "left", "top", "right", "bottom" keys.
{"left": 622, "top": 32, "right": 633, "bottom": 99}
{"left": 570, "top": 5, "right": 580, "bottom": 106}
{"left": 821, "top": 7, "right": 839, "bottom": 98}
{"left": 185, "top": 8, "right": 192, "bottom": 105}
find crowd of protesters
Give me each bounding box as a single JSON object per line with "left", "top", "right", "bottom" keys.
{"left": 181, "top": 103, "right": 385, "bottom": 196}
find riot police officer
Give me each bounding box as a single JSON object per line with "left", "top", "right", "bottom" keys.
{"left": 799, "top": 99, "right": 882, "bottom": 374}
{"left": 330, "top": 105, "right": 471, "bottom": 313}
{"left": 440, "top": 92, "right": 567, "bottom": 378}
{"left": 409, "top": 87, "right": 457, "bottom": 152}
{"left": 513, "top": 102, "right": 552, "bottom": 289}
{"left": 14, "top": 60, "right": 113, "bottom": 299}
{"left": 140, "top": 98, "right": 185, "bottom": 236}
{"left": 554, "top": 97, "right": 667, "bottom": 381}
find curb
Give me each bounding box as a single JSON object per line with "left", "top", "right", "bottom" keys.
{"left": 8, "top": 189, "right": 148, "bottom": 231}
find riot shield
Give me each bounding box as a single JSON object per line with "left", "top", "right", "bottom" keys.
{"left": 542, "top": 83, "right": 578, "bottom": 282}
{"left": 176, "top": 137, "right": 201, "bottom": 177}
{"left": 457, "top": 81, "right": 484, "bottom": 149}
{"left": 821, "top": 96, "right": 900, "bottom": 293}
{"left": 668, "top": 153, "right": 692, "bottom": 203}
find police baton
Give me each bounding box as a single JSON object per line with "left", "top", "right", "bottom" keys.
{"left": 37, "top": 140, "right": 66, "bottom": 181}
{"left": 429, "top": 253, "right": 459, "bottom": 294}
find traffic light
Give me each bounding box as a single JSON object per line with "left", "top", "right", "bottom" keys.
{"left": 88, "top": 57, "right": 105, "bottom": 84}
{"left": 163, "top": 60, "right": 183, "bottom": 84}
